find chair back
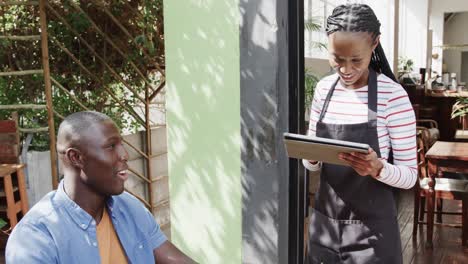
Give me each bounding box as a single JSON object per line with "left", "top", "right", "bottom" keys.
{"left": 416, "top": 130, "right": 427, "bottom": 180}
{"left": 0, "top": 114, "right": 20, "bottom": 164}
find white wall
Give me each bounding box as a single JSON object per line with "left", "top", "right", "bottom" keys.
{"left": 443, "top": 12, "right": 468, "bottom": 80}
{"left": 430, "top": 0, "right": 468, "bottom": 75}
{"left": 305, "top": 57, "right": 331, "bottom": 77}
{"left": 25, "top": 151, "right": 53, "bottom": 208}
{"left": 399, "top": 0, "right": 429, "bottom": 72}
{"left": 363, "top": 0, "right": 396, "bottom": 72}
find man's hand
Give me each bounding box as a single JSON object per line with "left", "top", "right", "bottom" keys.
{"left": 154, "top": 241, "right": 197, "bottom": 264}
{"left": 338, "top": 148, "right": 383, "bottom": 178}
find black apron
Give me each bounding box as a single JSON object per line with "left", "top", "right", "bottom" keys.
{"left": 307, "top": 69, "right": 402, "bottom": 264}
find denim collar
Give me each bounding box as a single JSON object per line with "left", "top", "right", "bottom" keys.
{"left": 52, "top": 180, "right": 118, "bottom": 230}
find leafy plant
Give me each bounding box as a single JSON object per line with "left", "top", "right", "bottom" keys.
{"left": 304, "top": 17, "right": 327, "bottom": 51}
{"left": 0, "top": 218, "right": 7, "bottom": 230}
{"left": 305, "top": 70, "right": 319, "bottom": 113}
{"left": 0, "top": 0, "right": 165, "bottom": 150}
{"left": 303, "top": 16, "right": 324, "bottom": 119}
{"left": 398, "top": 56, "right": 414, "bottom": 73}
{"left": 451, "top": 97, "right": 468, "bottom": 119}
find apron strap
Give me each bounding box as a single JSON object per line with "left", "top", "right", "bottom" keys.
{"left": 318, "top": 69, "right": 378, "bottom": 123}
{"left": 318, "top": 77, "right": 340, "bottom": 122}
{"left": 368, "top": 69, "right": 378, "bottom": 123}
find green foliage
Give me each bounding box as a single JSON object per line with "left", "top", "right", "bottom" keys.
{"left": 451, "top": 97, "right": 468, "bottom": 119}
{"left": 0, "top": 218, "right": 7, "bottom": 229}
{"left": 305, "top": 70, "right": 319, "bottom": 112}
{"left": 304, "top": 16, "right": 327, "bottom": 51}
{"left": 304, "top": 16, "right": 323, "bottom": 114}
{"left": 398, "top": 56, "right": 414, "bottom": 73}
{"left": 0, "top": 0, "right": 164, "bottom": 150}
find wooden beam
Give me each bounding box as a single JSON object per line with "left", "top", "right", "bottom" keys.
{"left": 53, "top": 110, "right": 64, "bottom": 120}
{"left": 150, "top": 174, "right": 167, "bottom": 183}
{"left": 49, "top": 37, "right": 146, "bottom": 127}
{"left": 144, "top": 86, "right": 154, "bottom": 212}
{"left": 66, "top": 1, "right": 156, "bottom": 91}
{"left": 0, "top": 1, "right": 39, "bottom": 6}
{"left": 92, "top": 0, "right": 165, "bottom": 75}
{"left": 46, "top": 6, "right": 147, "bottom": 105}
{"left": 0, "top": 104, "right": 46, "bottom": 110}
{"left": 39, "top": 0, "right": 59, "bottom": 190}
{"left": 19, "top": 127, "right": 49, "bottom": 133}
{"left": 50, "top": 77, "right": 90, "bottom": 111}
{"left": 122, "top": 138, "right": 149, "bottom": 160}
{"left": 128, "top": 167, "right": 151, "bottom": 184}
{"left": 148, "top": 80, "right": 165, "bottom": 102}
{"left": 0, "top": 35, "right": 41, "bottom": 41}
{"left": 0, "top": 69, "right": 43, "bottom": 76}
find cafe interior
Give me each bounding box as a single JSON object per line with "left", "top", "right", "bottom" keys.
{"left": 304, "top": 0, "right": 468, "bottom": 262}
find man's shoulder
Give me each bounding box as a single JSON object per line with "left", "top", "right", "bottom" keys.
{"left": 6, "top": 190, "right": 66, "bottom": 262}
{"left": 19, "top": 190, "right": 57, "bottom": 226}
{"left": 6, "top": 191, "right": 58, "bottom": 257}
{"left": 113, "top": 191, "right": 148, "bottom": 214}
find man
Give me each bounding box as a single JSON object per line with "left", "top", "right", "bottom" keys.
{"left": 6, "top": 111, "right": 196, "bottom": 264}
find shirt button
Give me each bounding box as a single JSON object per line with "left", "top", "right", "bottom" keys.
{"left": 139, "top": 245, "right": 143, "bottom": 249}
{"left": 81, "top": 224, "right": 86, "bottom": 228}
{"left": 93, "top": 242, "right": 97, "bottom": 247}
{"left": 91, "top": 221, "right": 96, "bottom": 226}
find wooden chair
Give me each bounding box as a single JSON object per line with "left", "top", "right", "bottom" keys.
{"left": 412, "top": 105, "right": 444, "bottom": 222}
{"left": 413, "top": 104, "right": 440, "bottom": 151}
{"left": 416, "top": 119, "right": 440, "bottom": 151}
{"left": 0, "top": 115, "right": 29, "bottom": 230}
{"left": 413, "top": 131, "right": 468, "bottom": 246}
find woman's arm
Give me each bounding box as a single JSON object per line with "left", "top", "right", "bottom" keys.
{"left": 339, "top": 84, "right": 417, "bottom": 189}
{"left": 376, "top": 88, "right": 418, "bottom": 189}
{"left": 302, "top": 84, "right": 323, "bottom": 171}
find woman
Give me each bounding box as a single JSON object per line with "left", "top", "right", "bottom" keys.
{"left": 304, "top": 4, "right": 417, "bottom": 263}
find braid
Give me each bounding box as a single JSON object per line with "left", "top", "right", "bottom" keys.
{"left": 326, "top": 4, "right": 397, "bottom": 82}
{"left": 371, "top": 44, "right": 397, "bottom": 82}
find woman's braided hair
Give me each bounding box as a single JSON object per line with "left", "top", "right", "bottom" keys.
{"left": 326, "top": 4, "right": 397, "bottom": 82}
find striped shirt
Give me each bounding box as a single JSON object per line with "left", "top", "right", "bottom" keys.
{"left": 304, "top": 73, "right": 417, "bottom": 189}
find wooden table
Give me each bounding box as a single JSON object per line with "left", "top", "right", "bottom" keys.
{"left": 426, "top": 90, "right": 468, "bottom": 98}
{"left": 455, "top": 130, "right": 468, "bottom": 141}
{"left": 425, "top": 142, "right": 468, "bottom": 247}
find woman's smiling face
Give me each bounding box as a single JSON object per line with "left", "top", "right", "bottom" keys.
{"left": 328, "top": 31, "right": 379, "bottom": 89}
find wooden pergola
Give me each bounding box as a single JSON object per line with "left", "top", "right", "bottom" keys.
{"left": 0, "top": 0, "right": 164, "bottom": 211}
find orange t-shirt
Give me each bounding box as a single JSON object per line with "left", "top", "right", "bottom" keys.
{"left": 96, "top": 208, "right": 128, "bottom": 264}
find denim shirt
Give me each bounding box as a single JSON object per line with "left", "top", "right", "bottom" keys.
{"left": 6, "top": 181, "right": 167, "bottom": 263}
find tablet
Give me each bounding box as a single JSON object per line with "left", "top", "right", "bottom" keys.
{"left": 283, "top": 132, "right": 370, "bottom": 166}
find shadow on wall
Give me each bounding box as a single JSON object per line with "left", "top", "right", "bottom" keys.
{"left": 239, "top": 0, "right": 289, "bottom": 263}
{"left": 167, "top": 0, "right": 290, "bottom": 262}
{"left": 166, "top": 0, "right": 241, "bottom": 263}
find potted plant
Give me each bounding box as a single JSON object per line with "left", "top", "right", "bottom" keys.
{"left": 451, "top": 97, "right": 468, "bottom": 129}
{"left": 398, "top": 56, "right": 416, "bottom": 84}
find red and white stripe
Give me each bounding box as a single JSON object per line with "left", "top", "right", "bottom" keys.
{"left": 306, "top": 73, "right": 417, "bottom": 189}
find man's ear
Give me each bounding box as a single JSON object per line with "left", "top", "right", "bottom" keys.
{"left": 66, "top": 148, "right": 84, "bottom": 169}
{"left": 372, "top": 35, "right": 380, "bottom": 51}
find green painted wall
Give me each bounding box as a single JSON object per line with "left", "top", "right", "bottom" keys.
{"left": 164, "top": 1, "right": 241, "bottom": 263}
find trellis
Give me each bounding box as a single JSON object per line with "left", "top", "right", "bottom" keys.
{"left": 0, "top": 0, "right": 166, "bottom": 212}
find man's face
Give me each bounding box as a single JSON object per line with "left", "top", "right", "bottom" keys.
{"left": 79, "top": 120, "right": 129, "bottom": 196}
